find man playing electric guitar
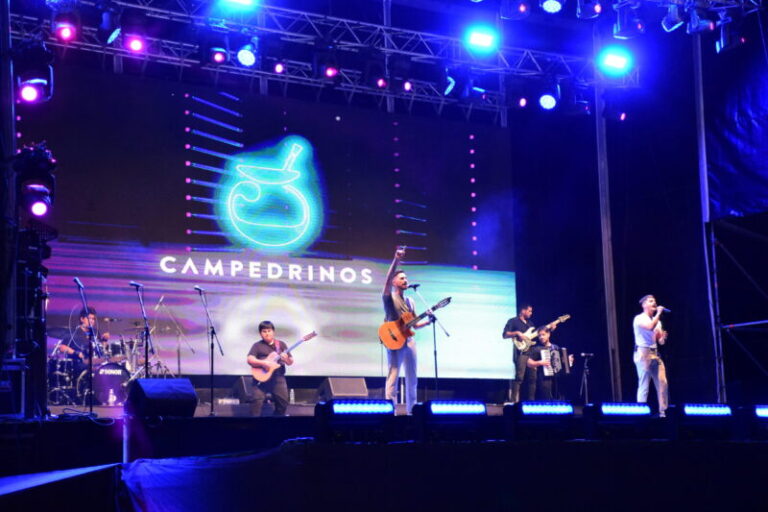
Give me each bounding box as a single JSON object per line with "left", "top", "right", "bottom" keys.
{"left": 382, "top": 247, "right": 434, "bottom": 414}
{"left": 502, "top": 304, "right": 557, "bottom": 402}
{"left": 246, "top": 320, "right": 294, "bottom": 417}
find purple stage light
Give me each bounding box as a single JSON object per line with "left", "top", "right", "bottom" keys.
{"left": 472, "top": 250, "right": 478, "bottom": 256}
{"left": 518, "top": 97, "right": 528, "bottom": 108}
{"left": 470, "top": 178, "right": 476, "bottom": 183}
{"left": 211, "top": 50, "right": 227, "bottom": 64}
{"left": 376, "top": 77, "right": 387, "bottom": 88}
{"left": 19, "top": 84, "right": 41, "bottom": 103}
{"left": 472, "top": 236, "right": 478, "bottom": 241}
{"left": 55, "top": 22, "right": 76, "bottom": 42}
{"left": 470, "top": 192, "right": 477, "bottom": 198}
{"left": 403, "top": 80, "right": 413, "bottom": 92}
{"left": 619, "top": 112, "right": 627, "bottom": 121}
{"left": 472, "top": 221, "right": 477, "bottom": 227}
{"left": 30, "top": 201, "right": 48, "bottom": 216}
{"left": 126, "top": 36, "right": 145, "bottom": 53}
{"left": 274, "top": 62, "right": 286, "bottom": 74}
{"left": 471, "top": 207, "right": 477, "bottom": 212}
{"left": 325, "top": 66, "right": 339, "bottom": 78}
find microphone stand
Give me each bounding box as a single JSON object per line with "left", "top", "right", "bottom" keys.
{"left": 196, "top": 288, "right": 223, "bottom": 416}
{"left": 411, "top": 285, "right": 450, "bottom": 397}
{"left": 158, "top": 302, "right": 195, "bottom": 376}
{"left": 132, "top": 284, "right": 154, "bottom": 379}
{"left": 73, "top": 277, "right": 96, "bottom": 416}
{"left": 579, "top": 354, "right": 594, "bottom": 404}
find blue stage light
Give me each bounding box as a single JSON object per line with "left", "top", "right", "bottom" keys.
{"left": 464, "top": 25, "right": 499, "bottom": 53}
{"left": 540, "top": 0, "right": 564, "bottom": 14}
{"left": 756, "top": 406, "right": 768, "bottom": 418}
{"left": 596, "top": 46, "right": 634, "bottom": 77}
{"left": 428, "top": 401, "right": 486, "bottom": 415}
{"left": 601, "top": 403, "right": 651, "bottom": 416}
{"left": 236, "top": 44, "right": 257, "bottom": 67}
{"left": 520, "top": 401, "right": 573, "bottom": 415}
{"left": 219, "top": 0, "right": 258, "bottom": 11}
{"left": 683, "top": 403, "right": 732, "bottom": 417}
{"left": 331, "top": 400, "right": 394, "bottom": 415}
{"left": 539, "top": 93, "right": 557, "bottom": 110}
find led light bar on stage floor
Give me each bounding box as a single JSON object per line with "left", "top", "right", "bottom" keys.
{"left": 314, "top": 399, "right": 395, "bottom": 443}
{"left": 504, "top": 401, "right": 576, "bottom": 440}
{"left": 413, "top": 400, "right": 490, "bottom": 441}
{"left": 583, "top": 402, "right": 656, "bottom": 440}
{"left": 674, "top": 403, "right": 735, "bottom": 440}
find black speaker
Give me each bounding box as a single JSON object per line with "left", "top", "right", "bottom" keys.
{"left": 317, "top": 377, "right": 368, "bottom": 401}
{"left": 125, "top": 378, "right": 198, "bottom": 418}
{"left": 232, "top": 376, "right": 254, "bottom": 402}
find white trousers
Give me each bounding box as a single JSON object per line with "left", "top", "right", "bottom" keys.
{"left": 385, "top": 338, "right": 417, "bottom": 414}
{"left": 634, "top": 347, "right": 669, "bottom": 413}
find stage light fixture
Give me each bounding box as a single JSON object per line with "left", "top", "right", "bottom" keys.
{"left": 125, "top": 36, "right": 145, "bottom": 53}
{"left": 756, "top": 405, "right": 768, "bottom": 419}
{"left": 388, "top": 54, "right": 413, "bottom": 92}
{"left": 600, "top": 403, "right": 651, "bottom": 415}
{"left": 313, "top": 38, "right": 341, "bottom": 82}
{"left": 96, "top": 2, "right": 122, "bottom": 45}
{"left": 603, "top": 90, "right": 629, "bottom": 122}
{"left": 414, "top": 400, "right": 490, "bottom": 441}
{"left": 504, "top": 401, "right": 576, "bottom": 440}
{"left": 464, "top": 25, "right": 499, "bottom": 53}
{"left": 500, "top": 0, "right": 531, "bottom": 20}
{"left": 675, "top": 403, "right": 735, "bottom": 440}
{"left": 538, "top": 80, "right": 560, "bottom": 110}
{"left": 273, "top": 62, "right": 286, "bottom": 74}
{"left": 13, "top": 40, "right": 54, "bottom": 104}
{"left": 583, "top": 402, "right": 657, "bottom": 440}
{"left": 52, "top": 11, "right": 80, "bottom": 42}
{"left": 683, "top": 403, "right": 732, "bottom": 416}
{"left": 576, "top": 0, "right": 601, "bottom": 19}
{"left": 686, "top": 8, "right": 715, "bottom": 34}
{"left": 716, "top": 18, "right": 745, "bottom": 54}
{"left": 236, "top": 43, "right": 257, "bottom": 67}
{"left": 361, "top": 48, "right": 387, "bottom": 89}
{"left": 15, "top": 143, "right": 57, "bottom": 219}
{"left": 315, "top": 399, "right": 395, "bottom": 442}
{"left": 540, "top": 0, "right": 565, "bottom": 14}
{"left": 613, "top": 3, "right": 645, "bottom": 39}
{"left": 210, "top": 47, "right": 228, "bottom": 64}
{"left": 402, "top": 80, "right": 413, "bottom": 92}
{"left": 661, "top": 4, "right": 684, "bottom": 32}
{"left": 596, "top": 45, "right": 634, "bottom": 77}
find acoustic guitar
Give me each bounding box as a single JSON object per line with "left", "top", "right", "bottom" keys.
{"left": 378, "top": 297, "right": 452, "bottom": 350}
{"left": 512, "top": 314, "right": 571, "bottom": 351}
{"left": 251, "top": 331, "right": 317, "bottom": 383}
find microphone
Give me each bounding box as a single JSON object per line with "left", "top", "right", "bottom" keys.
{"left": 154, "top": 295, "right": 165, "bottom": 311}
{"left": 129, "top": 281, "right": 144, "bottom": 288}
{"left": 407, "top": 284, "right": 421, "bottom": 289}
{"left": 73, "top": 277, "right": 84, "bottom": 289}
{"left": 580, "top": 352, "right": 595, "bottom": 357}
{"left": 658, "top": 307, "right": 672, "bottom": 313}
{"left": 194, "top": 285, "right": 205, "bottom": 293}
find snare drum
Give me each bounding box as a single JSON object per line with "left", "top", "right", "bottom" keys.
{"left": 77, "top": 362, "right": 130, "bottom": 405}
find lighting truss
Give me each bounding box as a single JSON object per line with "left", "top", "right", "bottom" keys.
{"left": 10, "top": 0, "right": 640, "bottom": 123}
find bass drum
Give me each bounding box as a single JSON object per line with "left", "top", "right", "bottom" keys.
{"left": 77, "top": 362, "right": 130, "bottom": 405}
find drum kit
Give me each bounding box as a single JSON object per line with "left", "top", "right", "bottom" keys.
{"left": 47, "top": 323, "right": 175, "bottom": 407}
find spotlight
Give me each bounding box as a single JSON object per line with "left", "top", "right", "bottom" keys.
{"left": 661, "top": 4, "right": 684, "bottom": 32}
{"left": 464, "top": 25, "right": 499, "bottom": 53}
{"left": 538, "top": 80, "right": 560, "bottom": 110}
{"left": 273, "top": 62, "right": 286, "bottom": 74}
{"left": 402, "top": 80, "right": 413, "bottom": 92}
{"left": 236, "top": 44, "right": 257, "bottom": 67}
{"left": 389, "top": 54, "right": 412, "bottom": 92}
{"left": 686, "top": 8, "right": 715, "bottom": 34}
{"left": 613, "top": 3, "right": 645, "bottom": 39}
{"left": 596, "top": 45, "right": 634, "bottom": 77}
{"left": 376, "top": 77, "right": 387, "bottom": 88}
{"left": 125, "top": 36, "right": 145, "bottom": 53}
{"left": 209, "top": 47, "right": 228, "bottom": 64}
{"left": 540, "top": 0, "right": 564, "bottom": 14}
{"left": 716, "top": 18, "right": 745, "bottom": 53}
{"left": 13, "top": 40, "right": 54, "bottom": 104}
{"left": 500, "top": 0, "right": 531, "bottom": 20}
{"left": 313, "top": 38, "right": 341, "bottom": 81}
{"left": 52, "top": 11, "right": 80, "bottom": 42}
{"left": 576, "top": 0, "right": 601, "bottom": 19}
{"left": 218, "top": 0, "right": 259, "bottom": 11}
{"left": 15, "top": 143, "right": 56, "bottom": 219}
{"left": 96, "top": 2, "right": 122, "bottom": 45}
{"left": 603, "top": 90, "right": 629, "bottom": 121}
{"left": 324, "top": 66, "right": 339, "bottom": 78}
{"left": 517, "top": 97, "right": 528, "bottom": 108}
{"left": 362, "top": 48, "right": 387, "bottom": 89}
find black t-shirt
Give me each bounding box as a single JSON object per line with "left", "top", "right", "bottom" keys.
{"left": 248, "top": 339, "right": 290, "bottom": 379}
{"left": 529, "top": 343, "right": 562, "bottom": 377}
{"left": 502, "top": 317, "right": 535, "bottom": 339}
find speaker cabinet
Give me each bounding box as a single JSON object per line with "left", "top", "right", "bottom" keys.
{"left": 317, "top": 377, "right": 368, "bottom": 401}
{"left": 125, "top": 378, "right": 198, "bottom": 418}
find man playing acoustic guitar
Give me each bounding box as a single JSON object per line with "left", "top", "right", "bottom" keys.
{"left": 247, "top": 320, "right": 294, "bottom": 416}
{"left": 382, "top": 247, "right": 433, "bottom": 414}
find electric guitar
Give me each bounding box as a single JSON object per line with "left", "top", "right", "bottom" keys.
{"left": 251, "top": 331, "right": 317, "bottom": 383}
{"left": 512, "top": 314, "right": 571, "bottom": 352}
{"left": 378, "top": 297, "right": 452, "bottom": 350}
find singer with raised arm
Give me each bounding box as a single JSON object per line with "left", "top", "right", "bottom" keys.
{"left": 633, "top": 294, "right": 669, "bottom": 417}
{"left": 382, "top": 247, "right": 433, "bottom": 414}
{"left": 246, "top": 321, "right": 294, "bottom": 417}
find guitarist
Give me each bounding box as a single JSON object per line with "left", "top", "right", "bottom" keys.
{"left": 382, "top": 247, "right": 433, "bottom": 414}
{"left": 502, "top": 304, "right": 557, "bottom": 402}
{"left": 246, "top": 320, "right": 294, "bottom": 416}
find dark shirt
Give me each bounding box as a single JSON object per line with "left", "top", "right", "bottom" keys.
{"left": 502, "top": 317, "right": 535, "bottom": 340}
{"left": 529, "top": 343, "right": 563, "bottom": 377}
{"left": 383, "top": 292, "right": 414, "bottom": 322}
{"left": 248, "top": 339, "right": 290, "bottom": 380}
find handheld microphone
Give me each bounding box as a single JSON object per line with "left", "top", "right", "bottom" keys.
{"left": 194, "top": 285, "right": 205, "bottom": 293}
{"left": 580, "top": 352, "right": 595, "bottom": 357}
{"left": 407, "top": 283, "right": 421, "bottom": 289}
{"left": 73, "top": 277, "right": 84, "bottom": 289}
{"left": 129, "top": 281, "right": 144, "bottom": 288}
{"left": 154, "top": 295, "right": 165, "bottom": 311}
{"left": 659, "top": 307, "right": 672, "bottom": 313}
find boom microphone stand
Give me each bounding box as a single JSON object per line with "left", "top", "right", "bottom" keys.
{"left": 195, "top": 286, "right": 223, "bottom": 416}
{"left": 73, "top": 277, "right": 96, "bottom": 416}
{"left": 579, "top": 353, "right": 594, "bottom": 404}
{"left": 411, "top": 285, "right": 450, "bottom": 397}
{"left": 130, "top": 282, "right": 154, "bottom": 379}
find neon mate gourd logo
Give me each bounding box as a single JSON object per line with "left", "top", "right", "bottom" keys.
{"left": 215, "top": 136, "right": 323, "bottom": 252}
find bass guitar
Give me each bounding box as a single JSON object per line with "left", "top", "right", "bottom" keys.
{"left": 251, "top": 331, "right": 317, "bottom": 383}
{"left": 512, "top": 314, "right": 571, "bottom": 352}
{"left": 378, "top": 297, "right": 452, "bottom": 350}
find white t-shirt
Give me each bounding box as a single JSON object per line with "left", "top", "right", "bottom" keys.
{"left": 633, "top": 313, "right": 662, "bottom": 348}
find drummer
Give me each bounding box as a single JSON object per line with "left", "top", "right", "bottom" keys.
{"left": 59, "top": 307, "right": 110, "bottom": 372}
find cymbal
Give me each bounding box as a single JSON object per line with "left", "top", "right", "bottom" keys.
{"left": 46, "top": 327, "right": 71, "bottom": 340}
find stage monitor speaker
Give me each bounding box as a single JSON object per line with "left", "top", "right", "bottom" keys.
{"left": 125, "top": 378, "right": 198, "bottom": 418}
{"left": 232, "top": 376, "right": 254, "bottom": 402}
{"left": 318, "top": 377, "right": 368, "bottom": 401}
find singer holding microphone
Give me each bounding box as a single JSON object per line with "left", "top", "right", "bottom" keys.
{"left": 633, "top": 295, "right": 670, "bottom": 417}
{"left": 382, "top": 247, "right": 433, "bottom": 414}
